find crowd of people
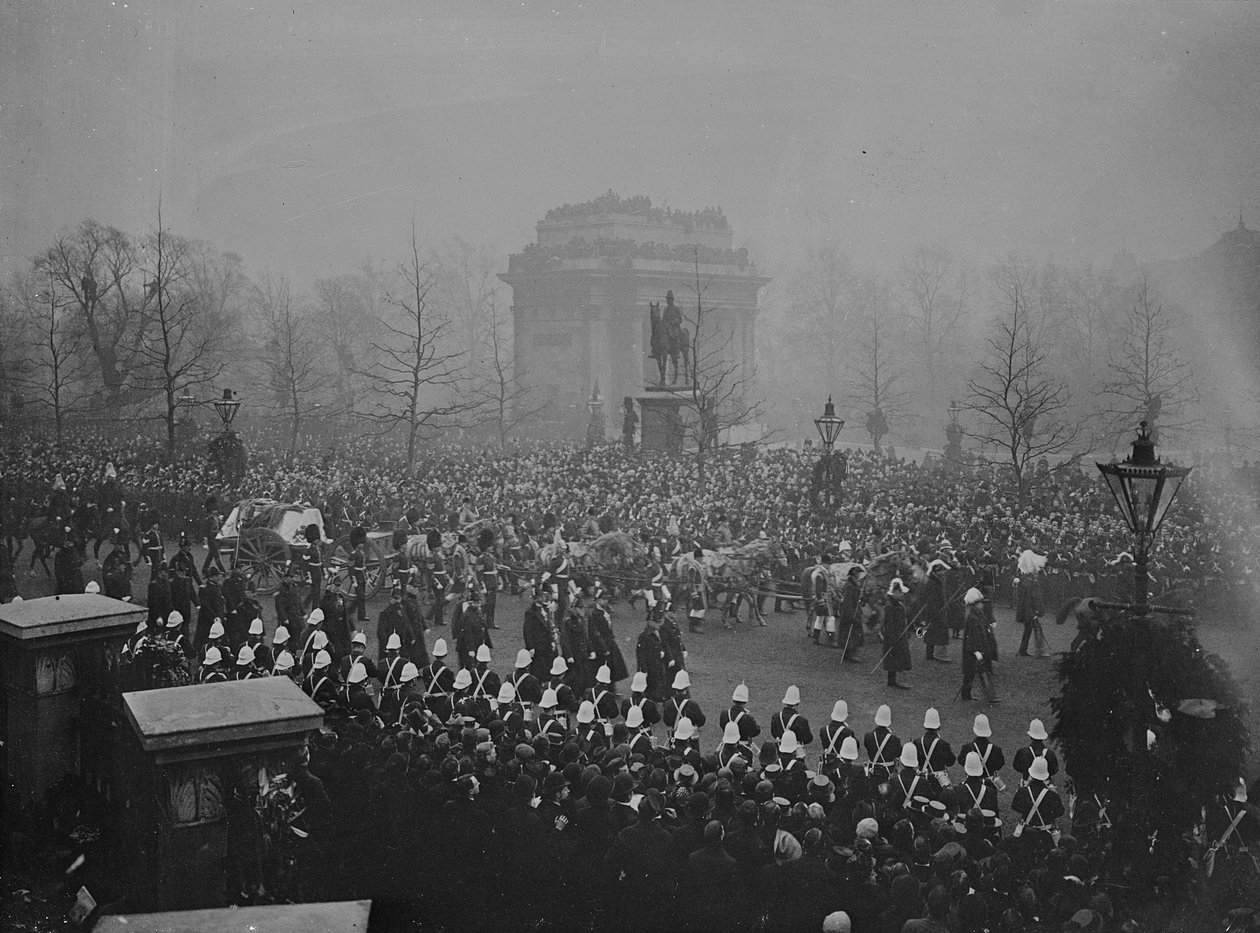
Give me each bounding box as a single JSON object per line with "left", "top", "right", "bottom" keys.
{"left": 3, "top": 427, "right": 1258, "bottom": 606}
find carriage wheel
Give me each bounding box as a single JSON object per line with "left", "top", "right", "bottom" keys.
{"left": 235, "top": 528, "right": 289, "bottom": 595}
{"left": 328, "top": 536, "right": 387, "bottom": 600}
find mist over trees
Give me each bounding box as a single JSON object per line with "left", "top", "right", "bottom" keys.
{"left": 761, "top": 236, "right": 1214, "bottom": 469}
{"left": 0, "top": 209, "right": 1226, "bottom": 478}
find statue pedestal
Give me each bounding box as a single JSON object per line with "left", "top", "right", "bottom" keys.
{"left": 121, "top": 678, "right": 323, "bottom": 911}
{"left": 638, "top": 390, "right": 686, "bottom": 452}
{"left": 0, "top": 594, "right": 143, "bottom": 818}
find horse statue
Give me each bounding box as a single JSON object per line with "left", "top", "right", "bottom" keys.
{"left": 648, "top": 293, "right": 692, "bottom": 386}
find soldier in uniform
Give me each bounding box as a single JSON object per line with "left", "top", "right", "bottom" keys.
{"left": 275, "top": 568, "right": 306, "bottom": 636}
{"left": 819, "top": 701, "right": 856, "bottom": 775}
{"left": 303, "top": 650, "right": 338, "bottom": 707}
{"left": 837, "top": 566, "right": 864, "bottom": 662}
{"left": 338, "top": 662, "right": 376, "bottom": 714}
{"left": 377, "top": 633, "right": 408, "bottom": 723}
{"left": 1010, "top": 756, "right": 1064, "bottom": 845}
{"left": 952, "top": 752, "right": 1001, "bottom": 830}
{"left": 957, "top": 714, "right": 1006, "bottom": 791}
{"left": 863, "top": 704, "right": 901, "bottom": 783}
{"left": 298, "top": 608, "right": 326, "bottom": 673}
{"left": 302, "top": 524, "right": 324, "bottom": 611}
{"left": 658, "top": 605, "right": 687, "bottom": 678}
{"left": 586, "top": 589, "right": 629, "bottom": 683}
{"left": 882, "top": 578, "right": 912, "bottom": 689}
{"left": 246, "top": 617, "right": 273, "bottom": 672}
{"left": 101, "top": 544, "right": 133, "bottom": 601}
{"left": 349, "top": 526, "right": 370, "bottom": 624}
{"left": 455, "top": 589, "right": 491, "bottom": 671}
{"left": 1013, "top": 719, "right": 1059, "bottom": 782}
{"left": 808, "top": 553, "right": 830, "bottom": 643}
{"left": 195, "top": 567, "right": 225, "bottom": 656}
{"left": 508, "top": 648, "right": 543, "bottom": 707}
{"left": 575, "top": 701, "right": 609, "bottom": 754}
{"left": 378, "top": 587, "right": 418, "bottom": 663}
{"left": 318, "top": 579, "right": 352, "bottom": 659}
{"left": 394, "top": 662, "right": 424, "bottom": 727}
{"left": 671, "top": 717, "right": 701, "bottom": 757}
{"left": 170, "top": 532, "right": 203, "bottom": 587}
{"left": 770, "top": 685, "right": 815, "bottom": 749}
{"left": 140, "top": 516, "right": 164, "bottom": 569}
{"left": 716, "top": 721, "right": 753, "bottom": 769}
{"left": 585, "top": 664, "right": 620, "bottom": 725}
{"left": 719, "top": 683, "right": 762, "bottom": 743}
{"left": 199, "top": 645, "right": 228, "bottom": 684}
{"left": 234, "top": 644, "right": 261, "bottom": 680}
{"left": 145, "top": 563, "right": 171, "bottom": 630}
{"left": 421, "top": 639, "right": 456, "bottom": 723}
{"left": 201, "top": 496, "right": 225, "bottom": 577}
{"left": 663, "top": 670, "right": 706, "bottom": 740}
{"left": 523, "top": 593, "right": 559, "bottom": 682}
{"left": 230, "top": 582, "right": 263, "bottom": 654}
{"left": 425, "top": 530, "right": 449, "bottom": 627}
{"left": 634, "top": 614, "right": 670, "bottom": 702}
{"left": 543, "top": 656, "right": 579, "bottom": 723}
{"left": 342, "top": 630, "right": 379, "bottom": 682}
{"left": 833, "top": 737, "right": 870, "bottom": 807}
{"left": 913, "top": 708, "right": 957, "bottom": 789}
{"left": 919, "top": 560, "right": 951, "bottom": 662}
{"left": 960, "top": 587, "right": 998, "bottom": 701}
{"left": 888, "top": 743, "right": 937, "bottom": 827}
{"left": 272, "top": 649, "right": 296, "bottom": 680}
{"left": 620, "top": 671, "right": 661, "bottom": 732}
{"left": 470, "top": 644, "right": 502, "bottom": 710}
{"left": 625, "top": 706, "right": 654, "bottom": 758}
{"left": 478, "top": 538, "right": 500, "bottom": 630}
{"left": 165, "top": 612, "right": 191, "bottom": 663}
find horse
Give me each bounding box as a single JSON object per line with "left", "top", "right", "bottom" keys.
{"left": 649, "top": 301, "right": 692, "bottom": 386}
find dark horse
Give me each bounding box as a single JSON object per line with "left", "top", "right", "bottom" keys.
{"left": 648, "top": 299, "right": 691, "bottom": 386}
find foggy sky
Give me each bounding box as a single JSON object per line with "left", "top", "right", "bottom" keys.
{"left": 3, "top": 1, "right": 1259, "bottom": 281}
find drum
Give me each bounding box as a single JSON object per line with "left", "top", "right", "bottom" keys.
{"left": 927, "top": 800, "right": 947, "bottom": 814}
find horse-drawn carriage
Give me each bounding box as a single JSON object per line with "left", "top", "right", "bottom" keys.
{"left": 217, "top": 499, "right": 330, "bottom": 595}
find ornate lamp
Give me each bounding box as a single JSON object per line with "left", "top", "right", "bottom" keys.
{"left": 1096, "top": 421, "right": 1191, "bottom": 610}
{"left": 212, "top": 389, "right": 241, "bottom": 432}
{"left": 814, "top": 396, "right": 845, "bottom": 453}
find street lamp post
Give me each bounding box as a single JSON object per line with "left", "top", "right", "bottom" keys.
{"left": 813, "top": 396, "right": 846, "bottom": 512}
{"left": 1095, "top": 421, "right": 1193, "bottom": 853}
{"left": 1096, "top": 421, "right": 1192, "bottom": 615}
{"left": 585, "top": 382, "right": 605, "bottom": 448}
{"left": 212, "top": 389, "right": 241, "bottom": 433}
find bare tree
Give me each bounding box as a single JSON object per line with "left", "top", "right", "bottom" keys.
{"left": 679, "top": 258, "right": 768, "bottom": 478}
{"left": 33, "top": 219, "right": 146, "bottom": 412}
{"left": 253, "top": 275, "right": 330, "bottom": 456}
{"left": 784, "top": 242, "right": 853, "bottom": 391}
{"left": 312, "top": 274, "right": 368, "bottom": 414}
{"left": 433, "top": 237, "right": 503, "bottom": 377}
{"left": 358, "top": 223, "right": 475, "bottom": 473}
{"left": 471, "top": 300, "right": 549, "bottom": 448}
{"left": 897, "top": 242, "right": 972, "bottom": 416}
{"left": 1101, "top": 280, "right": 1197, "bottom": 444}
{"left": 131, "top": 206, "right": 233, "bottom": 459}
{"left": 12, "top": 268, "right": 92, "bottom": 441}
{"left": 847, "top": 276, "right": 907, "bottom": 450}
{"left": 965, "top": 262, "right": 1081, "bottom": 503}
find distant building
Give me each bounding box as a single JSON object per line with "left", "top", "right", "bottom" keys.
{"left": 499, "top": 192, "right": 770, "bottom": 440}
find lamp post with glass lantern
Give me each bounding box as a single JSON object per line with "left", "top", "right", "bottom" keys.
{"left": 812, "top": 397, "right": 846, "bottom": 512}
{"left": 1096, "top": 421, "right": 1192, "bottom": 615}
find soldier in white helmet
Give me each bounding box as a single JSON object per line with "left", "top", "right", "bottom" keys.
{"left": 620, "top": 671, "right": 662, "bottom": 732}
{"left": 508, "top": 648, "right": 543, "bottom": 707}
{"left": 340, "top": 630, "right": 378, "bottom": 683}
{"left": 626, "top": 705, "right": 654, "bottom": 758}
{"left": 1013, "top": 719, "right": 1059, "bottom": 782}
{"left": 585, "top": 663, "right": 620, "bottom": 724}
{"left": 198, "top": 645, "right": 227, "bottom": 684}
{"left": 303, "top": 649, "right": 338, "bottom": 707}
{"left": 770, "top": 684, "right": 814, "bottom": 747}
{"left": 421, "top": 638, "right": 456, "bottom": 723}
{"left": 377, "top": 633, "right": 408, "bottom": 722}
{"left": 234, "top": 644, "right": 261, "bottom": 680}
{"left": 716, "top": 720, "right": 752, "bottom": 768}
{"left": 1011, "top": 756, "right": 1064, "bottom": 844}
{"left": 719, "top": 682, "right": 761, "bottom": 742}
{"left": 863, "top": 704, "right": 901, "bottom": 782}
{"left": 957, "top": 714, "right": 1006, "bottom": 790}
{"left": 663, "top": 669, "right": 706, "bottom": 740}
{"left": 272, "top": 649, "right": 296, "bottom": 680}
{"left": 394, "top": 662, "right": 424, "bottom": 727}
{"left": 913, "top": 708, "right": 957, "bottom": 788}
{"left": 819, "top": 700, "right": 856, "bottom": 775}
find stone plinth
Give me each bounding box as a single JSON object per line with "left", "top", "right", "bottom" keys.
{"left": 122, "top": 678, "right": 323, "bottom": 910}
{"left": 0, "top": 594, "right": 143, "bottom": 815}
{"left": 639, "top": 392, "right": 686, "bottom": 453}
{"left": 95, "top": 900, "right": 372, "bottom": 933}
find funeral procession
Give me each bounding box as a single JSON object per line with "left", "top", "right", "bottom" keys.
{"left": 3, "top": 4, "right": 1260, "bottom": 932}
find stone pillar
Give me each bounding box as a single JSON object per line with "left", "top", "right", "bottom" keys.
{"left": 122, "top": 677, "right": 323, "bottom": 911}
{"left": 0, "top": 594, "right": 142, "bottom": 817}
